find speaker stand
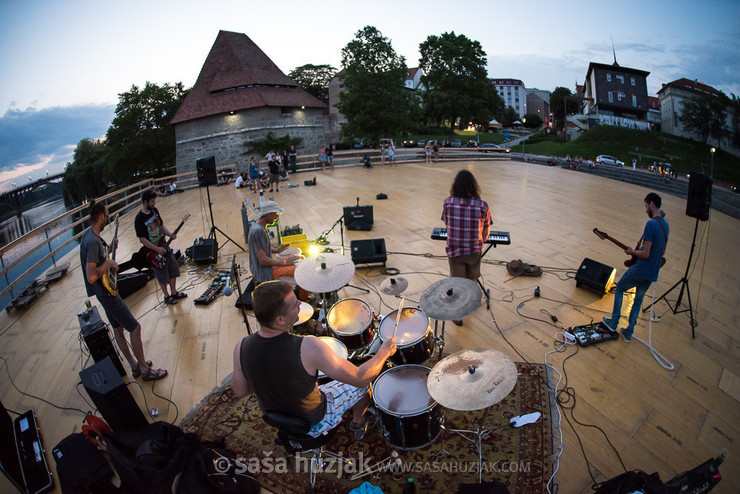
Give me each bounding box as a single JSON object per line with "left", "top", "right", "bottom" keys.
{"left": 643, "top": 217, "right": 698, "bottom": 338}
{"left": 205, "top": 185, "right": 245, "bottom": 251}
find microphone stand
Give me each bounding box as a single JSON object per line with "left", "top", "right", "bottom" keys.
{"left": 229, "top": 255, "right": 252, "bottom": 335}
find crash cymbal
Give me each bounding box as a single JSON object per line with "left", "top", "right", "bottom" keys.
{"left": 427, "top": 349, "right": 517, "bottom": 411}
{"left": 380, "top": 276, "right": 409, "bottom": 296}
{"left": 419, "top": 277, "right": 482, "bottom": 321}
{"left": 293, "top": 301, "right": 314, "bottom": 326}
{"left": 294, "top": 253, "right": 356, "bottom": 293}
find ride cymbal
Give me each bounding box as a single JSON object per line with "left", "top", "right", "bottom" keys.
{"left": 419, "top": 277, "right": 482, "bottom": 320}
{"left": 294, "top": 253, "right": 356, "bottom": 293}
{"left": 427, "top": 349, "right": 517, "bottom": 411}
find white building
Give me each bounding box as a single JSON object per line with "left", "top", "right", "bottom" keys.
{"left": 491, "top": 78, "right": 527, "bottom": 118}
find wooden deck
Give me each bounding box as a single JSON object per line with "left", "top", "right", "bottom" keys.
{"left": 1, "top": 159, "right": 738, "bottom": 493}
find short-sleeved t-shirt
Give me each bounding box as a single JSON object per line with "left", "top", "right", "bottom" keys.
{"left": 134, "top": 207, "right": 164, "bottom": 246}
{"left": 79, "top": 229, "right": 108, "bottom": 298}
{"left": 248, "top": 223, "right": 274, "bottom": 283}
{"left": 632, "top": 216, "right": 669, "bottom": 282}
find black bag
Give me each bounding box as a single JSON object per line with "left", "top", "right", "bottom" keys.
{"left": 52, "top": 433, "right": 115, "bottom": 493}
{"left": 593, "top": 470, "right": 666, "bottom": 494}
{"left": 177, "top": 445, "right": 259, "bottom": 494}
{"left": 235, "top": 279, "right": 256, "bottom": 309}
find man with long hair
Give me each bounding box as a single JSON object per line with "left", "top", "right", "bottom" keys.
{"left": 441, "top": 170, "right": 492, "bottom": 326}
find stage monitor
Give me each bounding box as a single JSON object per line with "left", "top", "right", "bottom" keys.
{"left": 343, "top": 205, "right": 374, "bottom": 231}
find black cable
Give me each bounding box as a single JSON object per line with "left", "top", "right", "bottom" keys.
{"left": 0, "top": 356, "right": 87, "bottom": 416}
{"left": 151, "top": 379, "right": 180, "bottom": 425}
{"left": 5, "top": 407, "right": 23, "bottom": 417}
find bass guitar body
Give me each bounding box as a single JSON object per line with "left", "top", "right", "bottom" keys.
{"left": 101, "top": 214, "right": 120, "bottom": 296}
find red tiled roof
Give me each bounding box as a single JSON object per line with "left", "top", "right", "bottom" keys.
{"left": 407, "top": 67, "right": 419, "bottom": 79}
{"left": 657, "top": 78, "right": 726, "bottom": 99}
{"left": 648, "top": 96, "right": 659, "bottom": 109}
{"left": 171, "top": 30, "right": 326, "bottom": 125}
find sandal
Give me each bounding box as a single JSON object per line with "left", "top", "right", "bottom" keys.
{"left": 141, "top": 367, "right": 168, "bottom": 381}
{"left": 131, "top": 360, "right": 153, "bottom": 378}
{"left": 175, "top": 291, "right": 187, "bottom": 299}
{"left": 164, "top": 295, "right": 177, "bottom": 305}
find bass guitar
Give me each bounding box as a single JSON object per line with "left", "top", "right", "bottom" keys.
{"left": 593, "top": 228, "right": 666, "bottom": 267}
{"left": 145, "top": 213, "right": 190, "bottom": 269}
{"left": 101, "top": 214, "right": 120, "bottom": 296}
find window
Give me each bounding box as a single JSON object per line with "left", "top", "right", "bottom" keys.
{"left": 618, "top": 91, "right": 624, "bottom": 101}
{"left": 606, "top": 73, "right": 612, "bottom": 82}
{"left": 631, "top": 77, "right": 636, "bottom": 86}
{"left": 608, "top": 91, "right": 613, "bottom": 103}
{"left": 616, "top": 75, "right": 625, "bottom": 84}
{"left": 632, "top": 95, "right": 637, "bottom": 107}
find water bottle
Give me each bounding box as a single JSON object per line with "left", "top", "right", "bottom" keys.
{"left": 402, "top": 477, "right": 416, "bottom": 494}
{"left": 259, "top": 189, "right": 264, "bottom": 204}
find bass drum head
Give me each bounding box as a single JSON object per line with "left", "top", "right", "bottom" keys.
{"left": 327, "top": 298, "right": 374, "bottom": 336}
{"left": 379, "top": 308, "right": 429, "bottom": 347}
{"left": 373, "top": 364, "right": 435, "bottom": 416}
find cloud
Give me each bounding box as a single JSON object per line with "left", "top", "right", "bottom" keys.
{"left": 0, "top": 104, "right": 113, "bottom": 189}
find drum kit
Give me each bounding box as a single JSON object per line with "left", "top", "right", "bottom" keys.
{"left": 292, "top": 258, "right": 518, "bottom": 481}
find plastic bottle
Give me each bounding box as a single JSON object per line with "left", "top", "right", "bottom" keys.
{"left": 402, "top": 477, "right": 416, "bottom": 494}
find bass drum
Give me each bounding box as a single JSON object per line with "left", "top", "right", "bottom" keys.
{"left": 372, "top": 365, "right": 442, "bottom": 450}
{"left": 327, "top": 298, "right": 375, "bottom": 351}
{"left": 378, "top": 308, "right": 434, "bottom": 365}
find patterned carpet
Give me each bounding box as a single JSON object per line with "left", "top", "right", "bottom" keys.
{"left": 180, "top": 362, "right": 556, "bottom": 493}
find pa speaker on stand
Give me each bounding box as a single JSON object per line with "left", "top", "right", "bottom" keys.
{"left": 196, "top": 156, "right": 217, "bottom": 187}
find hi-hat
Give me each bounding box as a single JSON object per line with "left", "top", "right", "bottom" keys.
{"left": 294, "top": 302, "right": 314, "bottom": 326}
{"left": 427, "top": 349, "right": 517, "bottom": 411}
{"left": 419, "top": 277, "right": 482, "bottom": 320}
{"left": 380, "top": 277, "right": 408, "bottom": 296}
{"left": 294, "top": 253, "right": 356, "bottom": 293}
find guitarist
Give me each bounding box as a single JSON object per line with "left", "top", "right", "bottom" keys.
{"left": 80, "top": 201, "right": 167, "bottom": 381}
{"left": 135, "top": 189, "right": 186, "bottom": 305}
{"left": 603, "top": 192, "right": 669, "bottom": 343}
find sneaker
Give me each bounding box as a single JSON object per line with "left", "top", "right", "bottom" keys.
{"left": 620, "top": 328, "right": 632, "bottom": 343}
{"left": 602, "top": 317, "right": 617, "bottom": 333}
{"left": 350, "top": 409, "right": 378, "bottom": 440}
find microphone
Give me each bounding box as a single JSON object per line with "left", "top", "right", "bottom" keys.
{"left": 223, "top": 254, "right": 236, "bottom": 296}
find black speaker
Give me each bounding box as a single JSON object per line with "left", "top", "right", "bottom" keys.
{"left": 350, "top": 239, "right": 387, "bottom": 265}
{"left": 79, "top": 358, "right": 148, "bottom": 432}
{"left": 117, "top": 271, "right": 152, "bottom": 299}
{"left": 196, "top": 156, "right": 217, "bottom": 186}
{"left": 78, "top": 307, "right": 125, "bottom": 376}
{"left": 575, "top": 258, "right": 616, "bottom": 294}
{"left": 192, "top": 238, "right": 218, "bottom": 264}
{"left": 344, "top": 205, "right": 374, "bottom": 230}
{"left": 686, "top": 172, "right": 712, "bottom": 221}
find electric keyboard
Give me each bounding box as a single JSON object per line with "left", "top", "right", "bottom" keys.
{"left": 431, "top": 227, "right": 511, "bottom": 246}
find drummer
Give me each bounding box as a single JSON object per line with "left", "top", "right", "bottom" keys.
{"left": 247, "top": 200, "right": 308, "bottom": 299}
{"left": 233, "top": 280, "right": 397, "bottom": 440}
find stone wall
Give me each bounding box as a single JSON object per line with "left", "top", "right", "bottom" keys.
{"left": 175, "top": 107, "right": 331, "bottom": 174}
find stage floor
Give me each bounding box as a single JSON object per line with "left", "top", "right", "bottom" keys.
{"left": 1, "top": 159, "right": 738, "bottom": 493}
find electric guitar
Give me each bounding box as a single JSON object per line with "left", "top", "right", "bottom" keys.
{"left": 144, "top": 213, "right": 190, "bottom": 269}
{"left": 593, "top": 228, "right": 666, "bottom": 267}
{"left": 101, "top": 214, "right": 120, "bottom": 296}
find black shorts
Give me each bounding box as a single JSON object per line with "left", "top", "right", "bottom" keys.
{"left": 97, "top": 294, "right": 139, "bottom": 332}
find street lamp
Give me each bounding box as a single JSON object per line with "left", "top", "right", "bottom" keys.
{"left": 522, "top": 117, "right": 526, "bottom": 157}
{"left": 710, "top": 147, "right": 716, "bottom": 178}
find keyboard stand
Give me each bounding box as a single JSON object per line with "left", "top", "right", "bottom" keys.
{"left": 478, "top": 243, "right": 497, "bottom": 313}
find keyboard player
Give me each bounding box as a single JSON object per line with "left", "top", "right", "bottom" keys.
{"left": 441, "top": 170, "right": 492, "bottom": 326}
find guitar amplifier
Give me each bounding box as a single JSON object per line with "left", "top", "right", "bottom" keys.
{"left": 77, "top": 306, "right": 125, "bottom": 377}
{"left": 575, "top": 258, "right": 616, "bottom": 294}
{"left": 191, "top": 238, "right": 218, "bottom": 264}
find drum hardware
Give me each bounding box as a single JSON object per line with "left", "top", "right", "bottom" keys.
{"left": 427, "top": 349, "right": 518, "bottom": 483}
{"left": 419, "top": 277, "right": 482, "bottom": 321}
{"left": 433, "top": 320, "right": 446, "bottom": 361}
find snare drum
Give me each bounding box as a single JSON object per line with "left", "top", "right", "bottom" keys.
{"left": 316, "top": 337, "right": 347, "bottom": 384}
{"left": 327, "top": 298, "right": 375, "bottom": 351}
{"left": 379, "top": 308, "right": 434, "bottom": 365}
{"left": 373, "top": 365, "right": 442, "bottom": 450}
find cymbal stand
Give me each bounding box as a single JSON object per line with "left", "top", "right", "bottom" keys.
{"left": 433, "top": 320, "right": 446, "bottom": 361}
{"left": 443, "top": 404, "right": 492, "bottom": 483}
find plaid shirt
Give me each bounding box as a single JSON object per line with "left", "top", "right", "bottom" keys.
{"left": 441, "top": 196, "right": 492, "bottom": 258}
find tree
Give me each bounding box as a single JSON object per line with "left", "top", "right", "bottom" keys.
{"left": 501, "top": 107, "right": 520, "bottom": 127}
{"left": 62, "top": 138, "right": 109, "bottom": 204}
{"left": 523, "top": 113, "right": 543, "bottom": 128}
{"left": 243, "top": 132, "right": 303, "bottom": 157}
{"left": 336, "top": 26, "right": 417, "bottom": 143}
{"left": 105, "top": 82, "right": 188, "bottom": 186}
{"left": 288, "top": 64, "right": 336, "bottom": 104}
{"left": 680, "top": 93, "right": 728, "bottom": 146}
{"left": 550, "top": 86, "right": 580, "bottom": 131}
{"left": 418, "top": 32, "right": 503, "bottom": 131}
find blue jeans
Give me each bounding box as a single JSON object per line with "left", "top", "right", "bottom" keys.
{"left": 610, "top": 267, "right": 652, "bottom": 337}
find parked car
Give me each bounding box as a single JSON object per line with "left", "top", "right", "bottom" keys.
{"left": 478, "top": 143, "right": 511, "bottom": 153}
{"left": 402, "top": 139, "right": 416, "bottom": 148}
{"left": 466, "top": 141, "right": 478, "bottom": 148}
{"left": 417, "top": 139, "right": 426, "bottom": 147}
{"left": 596, "top": 155, "right": 624, "bottom": 167}
{"left": 450, "top": 140, "right": 462, "bottom": 148}
{"left": 353, "top": 138, "right": 372, "bottom": 149}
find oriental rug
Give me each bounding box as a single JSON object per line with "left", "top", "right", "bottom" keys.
{"left": 180, "top": 362, "right": 556, "bottom": 493}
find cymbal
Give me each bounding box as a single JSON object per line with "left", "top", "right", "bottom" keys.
{"left": 419, "top": 277, "right": 482, "bottom": 320}
{"left": 427, "top": 349, "right": 517, "bottom": 411}
{"left": 277, "top": 246, "right": 301, "bottom": 258}
{"left": 294, "top": 301, "right": 314, "bottom": 326}
{"left": 380, "top": 276, "right": 408, "bottom": 296}
{"left": 294, "top": 253, "right": 356, "bottom": 293}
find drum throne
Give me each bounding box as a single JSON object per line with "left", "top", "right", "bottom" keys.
{"left": 262, "top": 411, "right": 352, "bottom": 489}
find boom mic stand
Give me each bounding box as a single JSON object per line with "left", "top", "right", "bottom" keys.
{"left": 643, "top": 217, "right": 699, "bottom": 338}
{"left": 315, "top": 215, "right": 369, "bottom": 295}
{"left": 205, "top": 185, "right": 245, "bottom": 251}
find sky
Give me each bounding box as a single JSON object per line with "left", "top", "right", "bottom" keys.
{"left": 0, "top": 0, "right": 738, "bottom": 191}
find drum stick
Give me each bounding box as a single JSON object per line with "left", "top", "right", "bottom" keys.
{"left": 391, "top": 297, "right": 405, "bottom": 339}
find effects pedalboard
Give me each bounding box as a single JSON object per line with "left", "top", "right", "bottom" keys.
{"left": 194, "top": 270, "right": 230, "bottom": 305}
{"left": 568, "top": 321, "right": 620, "bottom": 347}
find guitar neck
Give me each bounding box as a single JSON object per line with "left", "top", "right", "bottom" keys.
{"left": 162, "top": 216, "right": 189, "bottom": 250}
{"left": 605, "top": 236, "right": 630, "bottom": 251}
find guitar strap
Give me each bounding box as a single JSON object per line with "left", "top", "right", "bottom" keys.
{"left": 653, "top": 218, "right": 668, "bottom": 256}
